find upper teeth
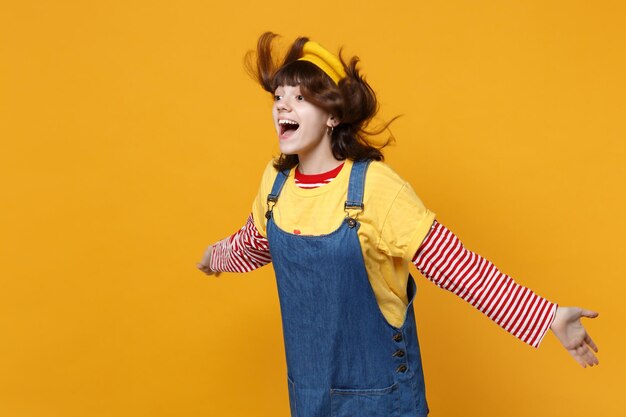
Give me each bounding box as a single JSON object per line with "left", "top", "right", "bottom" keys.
{"left": 279, "top": 120, "right": 299, "bottom": 125}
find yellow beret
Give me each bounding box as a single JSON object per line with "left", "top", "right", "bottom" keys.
{"left": 297, "top": 41, "right": 347, "bottom": 85}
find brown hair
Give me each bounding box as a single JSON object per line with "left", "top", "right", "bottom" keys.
{"left": 243, "top": 31, "right": 400, "bottom": 172}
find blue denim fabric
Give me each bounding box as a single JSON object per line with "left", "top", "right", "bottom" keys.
{"left": 266, "top": 159, "right": 429, "bottom": 417}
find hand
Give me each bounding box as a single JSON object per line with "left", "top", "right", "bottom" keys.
{"left": 549, "top": 306, "right": 599, "bottom": 368}
{"left": 197, "top": 245, "right": 221, "bottom": 277}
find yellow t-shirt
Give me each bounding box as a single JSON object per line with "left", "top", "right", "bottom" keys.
{"left": 251, "top": 158, "right": 436, "bottom": 328}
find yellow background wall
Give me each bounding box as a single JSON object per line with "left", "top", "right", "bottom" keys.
{"left": 1, "top": 1, "right": 624, "bottom": 416}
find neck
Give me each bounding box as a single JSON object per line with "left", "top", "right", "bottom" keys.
{"left": 297, "top": 154, "right": 343, "bottom": 175}
{"left": 297, "top": 135, "right": 342, "bottom": 175}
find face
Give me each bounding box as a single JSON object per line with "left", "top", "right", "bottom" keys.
{"left": 272, "top": 85, "right": 336, "bottom": 158}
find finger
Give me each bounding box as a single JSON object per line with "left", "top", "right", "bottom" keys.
{"left": 585, "top": 334, "right": 599, "bottom": 353}
{"left": 570, "top": 348, "right": 586, "bottom": 368}
{"left": 576, "top": 343, "right": 599, "bottom": 367}
{"left": 206, "top": 269, "right": 221, "bottom": 277}
{"left": 573, "top": 345, "right": 590, "bottom": 368}
{"left": 583, "top": 347, "right": 599, "bottom": 367}
{"left": 581, "top": 309, "right": 599, "bottom": 318}
{"left": 579, "top": 345, "right": 593, "bottom": 366}
{"left": 198, "top": 265, "right": 213, "bottom": 275}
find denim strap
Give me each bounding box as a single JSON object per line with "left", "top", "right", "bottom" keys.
{"left": 345, "top": 159, "right": 372, "bottom": 212}
{"left": 267, "top": 168, "right": 291, "bottom": 203}
{"left": 266, "top": 168, "right": 291, "bottom": 219}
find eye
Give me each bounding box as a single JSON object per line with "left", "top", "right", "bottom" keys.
{"left": 274, "top": 95, "right": 282, "bottom": 101}
{"left": 296, "top": 95, "right": 304, "bottom": 101}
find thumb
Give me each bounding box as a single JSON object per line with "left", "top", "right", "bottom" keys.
{"left": 581, "top": 309, "right": 599, "bottom": 318}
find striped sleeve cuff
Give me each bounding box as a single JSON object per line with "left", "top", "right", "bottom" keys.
{"left": 209, "top": 213, "right": 272, "bottom": 273}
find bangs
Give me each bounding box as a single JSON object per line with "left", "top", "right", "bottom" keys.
{"left": 271, "top": 60, "right": 336, "bottom": 97}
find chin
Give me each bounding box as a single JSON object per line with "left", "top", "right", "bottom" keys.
{"left": 278, "top": 144, "right": 299, "bottom": 155}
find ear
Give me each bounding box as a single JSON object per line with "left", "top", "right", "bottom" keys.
{"left": 326, "top": 115, "right": 340, "bottom": 128}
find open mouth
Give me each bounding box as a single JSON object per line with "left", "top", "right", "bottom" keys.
{"left": 279, "top": 120, "right": 300, "bottom": 139}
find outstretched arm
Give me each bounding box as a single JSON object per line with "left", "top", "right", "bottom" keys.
{"left": 413, "top": 220, "right": 599, "bottom": 365}
{"left": 414, "top": 220, "right": 556, "bottom": 348}
{"left": 197, "top": 213, "right": 271, "bottom": 275}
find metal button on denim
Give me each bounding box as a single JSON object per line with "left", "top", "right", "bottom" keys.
{"left": 396, "top": 364, "right": 408, "bottom": 373}
{"left": 393, "top": 332, "right": 403, "bottom": 342}
{"left": 393, "top": 349, "right": 405, "bottom": 358}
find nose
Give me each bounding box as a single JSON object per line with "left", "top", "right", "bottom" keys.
{"left": 276, "top": 98, "right": 293, "bottom": 112}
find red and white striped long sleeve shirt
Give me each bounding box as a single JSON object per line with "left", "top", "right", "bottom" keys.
{"left": 209, "top": 163, "right": 557, "bottom": 348}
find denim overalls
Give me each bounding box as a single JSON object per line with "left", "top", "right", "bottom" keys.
{"left": 265, "top": 159, "right": 429, "bottom": 417}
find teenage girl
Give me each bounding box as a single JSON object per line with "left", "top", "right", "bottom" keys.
{"left": 197, "top": 32, "right": 599, "bottom": 417}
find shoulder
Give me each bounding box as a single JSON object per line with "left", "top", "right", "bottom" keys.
{"left": 363, "top": 159, "right": 429, "bottom": 213}
{"left": 365, "top": 160, "right": 436, "bottom": 260}
{"left": 261, "top": 158, "right": 278, "bottom": 176}
{"left": 364, "top": 160, "right": 410, "bottom": 198}
{"left": 259, "top": 158, "right": 281, "bottom": 189}
{"left": 366, "top": 160, "right": 407, "bottom": 184}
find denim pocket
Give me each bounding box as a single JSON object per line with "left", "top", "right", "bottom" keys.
{"left": 330, "top": 382, "right": 399, "bottom": 417}
{"left": 287, "top": 375, "right": 297, "bottom": 417}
